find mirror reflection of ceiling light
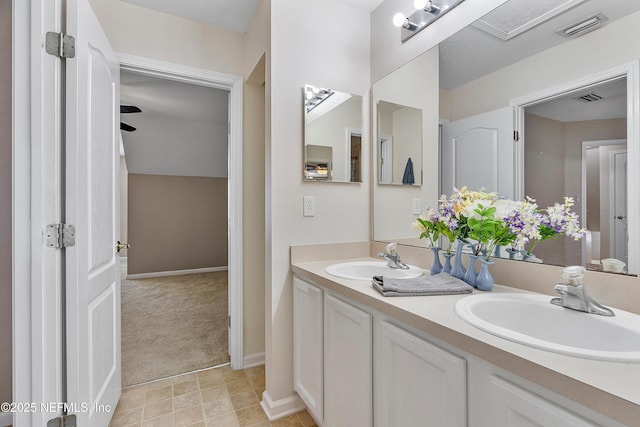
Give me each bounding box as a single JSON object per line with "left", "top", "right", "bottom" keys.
{"left": 304, "top": 84, "right": 334, "bottom": 113}
{"left": 393, "top": 0, "right": 466, "bottom": 43}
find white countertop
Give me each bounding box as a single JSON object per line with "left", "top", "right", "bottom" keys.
{"left": 291, "top": 257, "right": 640, "bottom": 426}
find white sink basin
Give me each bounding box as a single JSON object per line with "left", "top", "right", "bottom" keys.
{"left": 455, "top": 293, "right": 640, "bottom": 362}
{"left": 325, "top": 261, "right": 424, "bottom": 281}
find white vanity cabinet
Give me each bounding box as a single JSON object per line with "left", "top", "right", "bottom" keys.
{"left": 292, "top": 277, "right": 324, "bottom": 423}
{"left": 374, "top": 320, "right": 467, "bottom": 427}
{"left": 292, "top": 277, "right": 373, "bottom": 427}
{"left": 323, "top": 293, "right": 373, "bottom": 427}
{"left": 292, "top": 275, "right": 622, "bottom": 427}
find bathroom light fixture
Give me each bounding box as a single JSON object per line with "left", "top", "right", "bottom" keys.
{"left": 304, "top": 84, "right": 334, "bottom": 113}
{"left": 393, "top": 0, "right": 466, "bottom": 43}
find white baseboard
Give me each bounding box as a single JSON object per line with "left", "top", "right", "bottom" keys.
{"left": 243, "top": 352, "right": 265, "bottom": 368}
{"left": 260, "top": 391, "right": 306, "bottom": 421}
{"left": 126, "top": 266, "right": 228, "bottom": 280}
{"left": 0, "top": 412, "right": 12, "bottom": 426}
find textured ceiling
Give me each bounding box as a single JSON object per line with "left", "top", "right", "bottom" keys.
{"left": 120, "top": 71, "right": 230, "bottom": 177}
{"left": 526, "top": 78, "right": 627, "bottom": 123}
{"left": 440, "top": 0, "right": 640, "bottom": 90}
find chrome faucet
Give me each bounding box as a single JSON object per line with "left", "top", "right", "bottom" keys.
{"left": 378, "top": 243, "right": 409, "bottom": 270}
{"left": 550, "top": 284, "right": 615, "bottom": 317}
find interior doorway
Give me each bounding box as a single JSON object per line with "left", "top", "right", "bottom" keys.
{"left": 118, "top": 54, "right": 244, "bottom": 381}
{"left": 514, "top": 69, "right": 634, "bottom": 271}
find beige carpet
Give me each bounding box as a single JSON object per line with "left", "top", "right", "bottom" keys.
{"left": 121, "top": 271, "right": 230, "bottom": 387}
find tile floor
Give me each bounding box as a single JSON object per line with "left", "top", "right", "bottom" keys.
{"left": 109, "top": 364, "right": 316, "bottom": 427}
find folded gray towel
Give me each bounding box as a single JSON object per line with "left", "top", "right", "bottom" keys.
{"left": 372, "top": 272, "right": 473, "bottom": 297}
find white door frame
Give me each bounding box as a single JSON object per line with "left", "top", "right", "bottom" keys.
{"left": 512, "top": 61, "right": 640, "bottom": 274}
{"left": 117, "top": 53, "right": 244, "bottom": 370}
{"left": 13, "top": 1, "right": 66, "bottom": 425}
{"left": 580, "top": 139, "right": 627, "bottom": 267}
{"left": 379, "top": 135, "right": 393, "bottom": 184}
{"left": 345, "top": 127, "right": 362, "bottom": 181}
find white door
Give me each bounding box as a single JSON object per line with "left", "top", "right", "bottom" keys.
{"left": 611, "top": 151, "right": 628, "bottom": 263}
{"left": 441, "top": 107, "right": 514, "bottom": 198}
{"left": 65, "top": 0, "right": 121, "bottom": 425}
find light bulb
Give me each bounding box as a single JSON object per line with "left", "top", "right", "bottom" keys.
{"left": 393, "top": 12, "right": 406, "bottom": 28}
{"left": 413, "top": 0, "right": 428, "bottom": 9}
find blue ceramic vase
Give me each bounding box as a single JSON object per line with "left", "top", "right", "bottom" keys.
{"left": 429, "top": 247, "right": 443, "bottom": 276}
{"left": 463, "top": 254, "right": 479, "bottom": 288}
{"left": 451, "top": 240, "right": 467, "bottom": 279}
{"left": 476, "top": 258, "right": 495, "bottom": 291}
{"left": 442, "top": 253, "right": 454, "bottom": 274}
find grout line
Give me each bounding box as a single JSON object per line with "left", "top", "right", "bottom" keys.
{"left": 123, "top": 362, "right": 231, "bottom": 390}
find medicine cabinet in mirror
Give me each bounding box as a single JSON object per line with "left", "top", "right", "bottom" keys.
{"left": 303, "top": 84, "right": 363, "bottom": 183}
{"left": 371, "top": 0, "right": 640, "bottom": 275}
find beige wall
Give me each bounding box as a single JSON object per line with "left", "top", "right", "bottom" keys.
{"left": 128, "top": 174, "right": 228, "bottom": 274}
{"left": 90, "top": 0, "right": 244, "bottom": 76}
{"left": 525, "top": 113, "right": 626, "bottom": 265}
{"left": 0, "top": 0, "right": 11, "bottom": 407}
{"left": 268, "top": 0, "right": 371, "bottom": 402}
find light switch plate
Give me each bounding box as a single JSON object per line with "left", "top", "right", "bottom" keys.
{"left": 412, "top": 198, "right": 422, "bottom": 215}
{"left": 303, "top": 196, "right": 316, "bottom": 217}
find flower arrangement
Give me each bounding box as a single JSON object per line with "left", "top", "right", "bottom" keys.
{"left": 414, "top": 187, "right": 586, "bottom": 261}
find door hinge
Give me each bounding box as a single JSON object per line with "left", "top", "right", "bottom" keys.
{"left": 45, "top": 224, "right": 76, "bottom": 249}
{"left": 45, "top": 32, "right": 76, "bottom": 59}
{"left": 47, "top": 414, "right": 77, "bottom": 427}
{"left": 514, "top": 130, "right": 520, "bottom": 142}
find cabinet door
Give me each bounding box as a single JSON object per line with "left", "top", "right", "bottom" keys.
{"left": 375, "top": 320, "right": 467, "bottom": 427}
{"left": 487, "top": 375, "right": 597, "bottom": 427}
{"left": 324, "top": 294, "right": 373, "bottom": 427}
{"left": 293, "top": 277, "right": 324, "bottom": 423}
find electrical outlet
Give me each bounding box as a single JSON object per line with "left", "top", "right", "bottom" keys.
{"left": 303, "top": 196, "right": 316, "bottom": 217}
{"left": 412, "top": 198, "right": 422, "bottom": 215}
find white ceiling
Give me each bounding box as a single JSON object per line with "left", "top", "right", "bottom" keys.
{"left": 440, "top": 0, "right": 640, "bottom": 90}
{"left": 121, "top": 0, "right": 385, "bottom": 34}
{"left": 526, "top": 78, "right": 627, "bottom": 122}
{"left": 120, "top": 71, "right": 230, "bottom": 178}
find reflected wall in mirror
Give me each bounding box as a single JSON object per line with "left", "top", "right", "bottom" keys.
{"left": 372, "top": 48, "right": 439, "bottom": 243}
{"left": 377, "top": 101, "right": 423, "bottom": 185}
{"left": 304, "top": 84, "right": 363, "bottom": 182}
{"left": 372, "top": 0, "right": 640, "bottom": 274}
{"left": 523, "top": 77, "right": 627, "bottom": 271}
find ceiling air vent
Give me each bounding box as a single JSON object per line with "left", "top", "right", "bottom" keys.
{"left": 558, "top": 13, "right": 608, "bottom": 38}
{"left": 573, "top": 93, "right": 603, "bottom": 103}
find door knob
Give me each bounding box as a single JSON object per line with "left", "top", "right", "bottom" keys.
{"left": 116, "top": 241, "right": 130, "bottom": 253}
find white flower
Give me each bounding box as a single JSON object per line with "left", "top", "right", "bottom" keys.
{"left": 493, "top": 199, "right": 517, "bottom": 220}
{"left": 461, "top": 200, "right": 488, "bottom": 220}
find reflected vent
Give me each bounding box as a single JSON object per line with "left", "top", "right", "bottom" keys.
{"left": 573, "top": 93, "right": 603, "bottom": 103}
{"left": 558, "top": 13, "right": 608, "bottom": 38}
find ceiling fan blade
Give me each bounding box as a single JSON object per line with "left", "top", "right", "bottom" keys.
{"left": 120, "top": 105, "right": 142, "bottom": 114}
{"left": 120, "top": 122, "right": 136, "bottom": 132}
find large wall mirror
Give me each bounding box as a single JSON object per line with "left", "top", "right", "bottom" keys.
{"left": 372, "top": 0, "right": 640, "bottom": 275}
{"left": 304, "top": 84, "right": 363, "bottom": 183}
